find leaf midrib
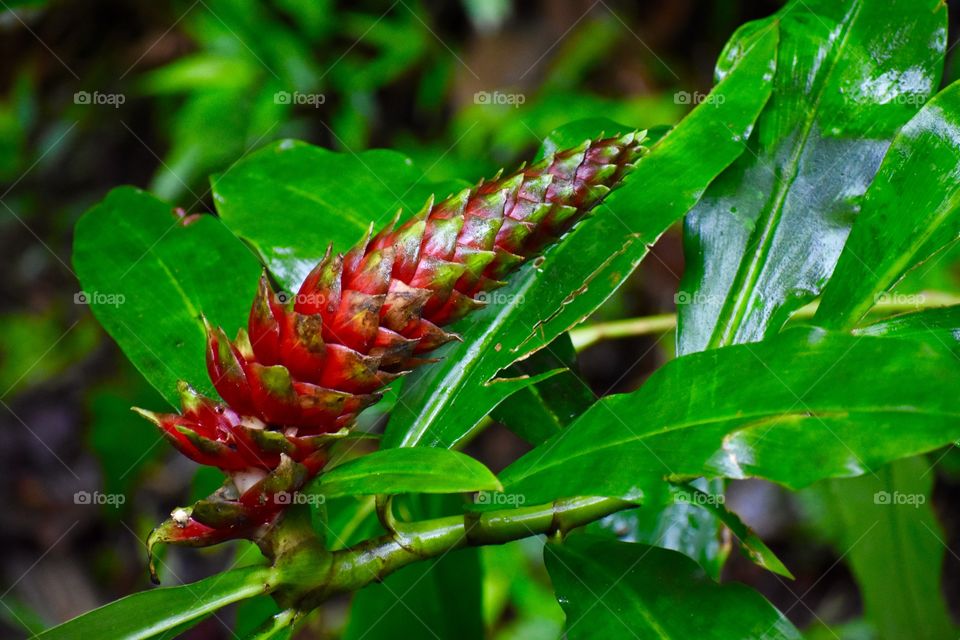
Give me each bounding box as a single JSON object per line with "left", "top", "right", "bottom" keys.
{"left": 836, "top": 175, "right": 960, "bottom": 328}
{"left": 708, "top": 0, "right": 864, "bottom": 349}
{"left": 506, "top": 405, "right": 960, "bottom": 486}
{"left": 112, "top": 206, "right": 203, "bottom": 327}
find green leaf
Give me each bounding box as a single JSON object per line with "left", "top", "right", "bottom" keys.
{"left": 315, "top": 448, "right": 502, "bottom": 497}
{"left": 242, "top": 609, "right": 296, "bottom": 640}
{"left": 385, "top": 22, "right": 781, "bottom": 449}
{"left": 35, "top": 565, "right": 275, "bottom": 640}
{"left": 234, "top": 595, "right": 281, "bottom": 638}
{"left": 344, "top": 495, "right": 484, "bottom": 640}
{"left": 490, "top": 333, "right": 595, "bottom": 445}
{"left": 212, "top": 139, "right": 465, "bottom": 288}
{"left": 670, "top": 483, "right": 792, "bottom": 579}
{"left": 855, "top": 305, "right": 960, "bottom": 339}
{"left": 801, "top": 457, "right": 953, "bottom": 640}
{"left": 590, "top": 478, "right": 731, "bottom": 580}
{"left": 73, "top": 187, "right": 262, "bottom": 407}
{"left": 139, "top": 53, "right": 260, "bottom": 94}
{"left": 678, "top": 0, "right": 946, "bottom": 354}
{"left": 545, "top": 536, "right": 801, "bottom": 640}
{"left": 816, "top": 80, "right": 960, "bottom": 329}
{"left": 501, "top": 328, "right": 960, "bottom": 504}
{"left": 481, "top": 540, "right": 565, "bottom": 639}
{"left": 0, "top": 595, "right": 48, "bottom": 636}
{"left": 345, "top": 552, "right": 484, "bottom": 640}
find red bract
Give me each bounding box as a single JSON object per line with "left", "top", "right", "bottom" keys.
{"left": 141, "top": 132, "right": 646, "bottom": 569}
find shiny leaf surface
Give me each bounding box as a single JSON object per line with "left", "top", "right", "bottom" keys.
{"left": 501, "top": 328, "right": 960, "bottom": 504}
{"left": 315, "top": 448, "right": 502, "bottom": 497}
{"left": 678, "top": 0, "right": 946, "bottom": 354}
{"left": 36, "top": 566, "right": 274, "bottom": 640}
{"left": 73, "top": 187, "right": 262, "bottom": 407}
{"left": 545, "top": 536, "right": 801, "bottom": 640}
{"left": 816, "top": 80, "right": 960, "bottom": 328}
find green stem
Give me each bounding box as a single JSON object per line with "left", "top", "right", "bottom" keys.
{"left": 276, "top": 496, "right": 631, "bottom": 609}
{"left": 569, "top": 313, "right": 677, "bottom": 350}
{"left": 569, "top": 290, "right": 960, "bottom": 350}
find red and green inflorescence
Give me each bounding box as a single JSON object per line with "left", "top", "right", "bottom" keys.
{"left": 138, "top": 132, "right": 646, "bottom": 566}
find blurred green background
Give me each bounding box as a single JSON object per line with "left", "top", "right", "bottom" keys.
{"left": 1, "top": 1, "right": 959, "bottom": 638}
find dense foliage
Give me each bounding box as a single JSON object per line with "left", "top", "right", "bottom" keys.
{"left": 6, "top": 0, "right": 960, "bottom": 638}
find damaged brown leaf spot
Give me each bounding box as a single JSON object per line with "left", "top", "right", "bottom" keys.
{"left": 515, "top": 233, "right": 645, "bottom": 355}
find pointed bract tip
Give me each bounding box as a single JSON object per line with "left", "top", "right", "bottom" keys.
{"left": 131, "top": 406, "right": 162, "bottom": 426}
{"left": 415, "top": 194, "right": 435, "bottom": 217}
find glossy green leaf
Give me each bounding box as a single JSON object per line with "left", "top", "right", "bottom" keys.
{"left": 801, "top": 457, "right": 953, "bottom": 640}
{"left": 212, "top": 140, "right": 465, "bottom": 288}
{"left": 73, "top": 187, "right": 262, "bottom": 407}
{"left": 545, "top": 536, "right": 801, "bottom": 640}
{"left": 816, "top": 80, "right": 960, "bottom": 329}
{"left": 855, "top": 305, "right": 960, "bottom": 339}
{"left": 678, "top": 0, "right": 946, "bottom": 354}
{"left": 490, "top": 333, "right": 596, "bottom": 445}
{"left": 385, "top": 23, "right": 780, "bottom": 449}
{"left": 501, "top": 328, "right": 960, "bottom": 504}
{"left": 670, "top": 484, "right": 792, "bottom": 579}
{"left": 36, "top": 565, "right": 275, "bottom": 640}
{"left": 590, "top": 478, "right": 730, "bottom": 580}
{"left": 315, "top": 448, "right": 502, "bottom": 497}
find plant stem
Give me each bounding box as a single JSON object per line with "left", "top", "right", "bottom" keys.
{"left": 280, "top": 496, "right": 631, "bottom": 609}
{"left": 569, "top": 290, "right": 960, "bottom": 350}
{"left": 569, "top": 313, "right": 677, "bottom": 350}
